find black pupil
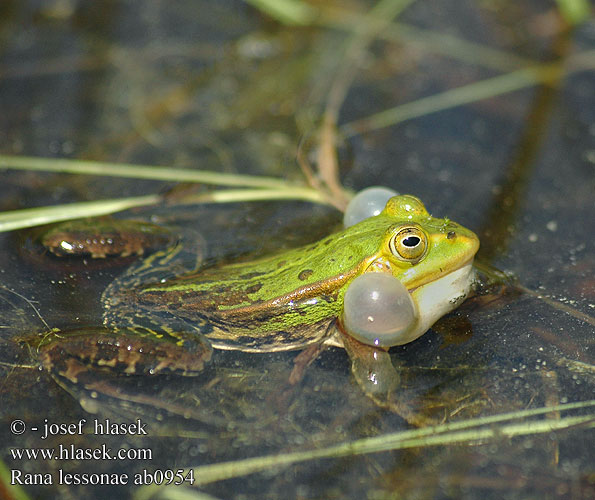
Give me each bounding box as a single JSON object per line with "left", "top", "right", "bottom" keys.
{"left": 402, "top": 236, "right": 420, "bottom": 247}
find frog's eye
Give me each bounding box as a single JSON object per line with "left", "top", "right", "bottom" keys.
{"left": 389, "top": 226, "right": 428, "bottom": 262}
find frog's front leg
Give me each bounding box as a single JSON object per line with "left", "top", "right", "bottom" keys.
{"left": 102, "top": 225, "right": 207, "bottom": 334}
{"left": 340, "top": 330, "right": 438, "bottom": 427}
{"left": 38, "top": 328, "right": 212, "bottom": 384}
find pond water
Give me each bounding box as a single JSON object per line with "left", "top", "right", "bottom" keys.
{"left": 0, "top": 1, "right": 593, "bottom": 499}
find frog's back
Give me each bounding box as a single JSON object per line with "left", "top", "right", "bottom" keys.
{"left": 103, "top": 220, "right": 388, "bottom": 352}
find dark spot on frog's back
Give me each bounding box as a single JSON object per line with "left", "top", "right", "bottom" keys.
{"left": 245, "top": 283, "right": 262, "bottom": 294}
{"left": 298, "top": 269, "right": 314, "bottom": 281}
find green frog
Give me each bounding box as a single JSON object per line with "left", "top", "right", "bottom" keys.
{"left": 39, "top": 195, "right": 479, "bottom": 425}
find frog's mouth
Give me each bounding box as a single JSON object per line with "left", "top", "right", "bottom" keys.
{"left": 354, "top": 261, "right": 475, "bottom": 348}
{"left": 406, "top": 257, "right": 475, "bottom": 294}
{"left": 409, "top": 261, "right": 475, "bottom": 323}
{"left": 377, "top": 260, "right": 475, "bottom": 346}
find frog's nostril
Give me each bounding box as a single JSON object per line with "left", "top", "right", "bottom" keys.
{"left": 447, "top": 231, "right": 456, "bottom": 239}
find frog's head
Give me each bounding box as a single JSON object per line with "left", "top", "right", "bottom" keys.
{"left": 370, "top": 195, "right": 479, "bottom": 287}
{"left": 357, "top": 195, "right": 480, "bottom": 345}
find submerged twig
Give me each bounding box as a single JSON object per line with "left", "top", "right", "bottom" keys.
{"left": 318, "top": 11, "right": 533, "bottom": 71}
{"left": 341, "top": 50, "right": 595, "bottom": 137}
{"left": 520, "top": 286, "right": 595, "bottom": 328}
{"left": 0, "top": 286, "right": 53, "bottom": 332}
{"left": 315, "top": 0, "right": 418, "bottom": 210}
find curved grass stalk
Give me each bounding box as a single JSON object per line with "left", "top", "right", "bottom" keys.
{"left": 0, "top": 155, "right": 299, "bottom": 190}
{"left": 184, "top": 415, "right": 593, "bottom": 487}
{"left": 0, "top": 154, "right": 336, "bottom": 232}
{"left": 0, "top": 186, "right": 332, "bottom": 233}
{"left": 174, "top": 187, "right": 328, "bottom": 205}
{"left": 0, "top": 195, "right": 160, "bottom": 233}
{"left": 244, "top": 0, "right": 318, "bottom": 26}
{"left": 134, "top": 400, "right": 595, "bottom": 498}
{"left": 554, "top": 0, "right": 592, "bottom": 24}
